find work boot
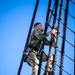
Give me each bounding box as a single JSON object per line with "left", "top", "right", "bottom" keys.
{"left": 49, "top": 71, "right": 54, "bottom": 75}
{"left": 43, "top": 71, "right": 54, "bottom": 75}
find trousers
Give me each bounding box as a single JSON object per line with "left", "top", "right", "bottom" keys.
{"left": 27, "top": 52, "right": 53, "bottom": 75}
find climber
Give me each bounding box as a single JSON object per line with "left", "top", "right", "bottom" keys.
{"left": 23, "top": 22, "right": 58, "bottom": 75}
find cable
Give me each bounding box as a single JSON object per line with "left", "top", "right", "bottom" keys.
{"left": 60, "top": 21, "right": 75, "bottom": 34}
{"left": 53, "top": 0, "right": 64, "bottom": 74}
{"left": 56, "top": 48, "right": 75, "bottom": 62}
{"left": 59, "top": 35, "right": 75, "bottom": 48}
{"left": 47, "top": 22, "right": 75, "bottom": 48}
{"left": 48, "top": 3, "right": 75, "bottom": 33}
{"left": 44, "top": 0, "right": 59, "bottom": 74}
{"left": 48, "top": 2, "right": 56, "bottom": 23}
{"left": 43, "top": 36, "right": 75, "bottom": 63}
{"left": 56, "top": 64, "right": 71, "bottom": 75}
{"left": 47, "top": 22, "right": 75, "bottom": 62}
{"left": 54, "top": 0, "right": 75, "bottom": 20}
{"left": 46, "top": 0, "right": 72, "bottom": 75}
{"left": 69, "top": 0, "right": 75, "bottom": 5}
{"left": 17, "top": 0, "right": 75, "bottom": 75}
{"left": 43, "top": 0, "right": 52, "bottom": 75}
{"left": 48, "top": 7, "right": 75, "bottom": 34}
{"left": 50, "top": 0, "right": 59, "bottom": 73}
{"left": 17, "top": 0, "right": 40, "bottom": 75}
{"left": 62, "top": 7, "right": 75, "bottom": 20}
{"left": 38, "top": 0, "right": 52, "bottom": 75}
{"left": 52, "top": 0, "right": 59, "bottom": 28}
{"left": 47, "top": 7, "right": 75, "bottom": 48}
{"left": 26, "top": 53, "right": 72, "bottom": 75}
{"left": 59, "top": 1, "right": 70, "bottom": 74}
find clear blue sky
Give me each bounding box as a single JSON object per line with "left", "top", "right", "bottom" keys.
{"left": 0, "top": 0, "right": 75, "bottom": 75}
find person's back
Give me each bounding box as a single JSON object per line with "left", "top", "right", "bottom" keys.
{"left": 28, "top": 28, "right": 43, "bottom": 51}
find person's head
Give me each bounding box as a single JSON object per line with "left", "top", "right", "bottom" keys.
{"left": 34, "top": 22, "right": 44, "bottom": 32}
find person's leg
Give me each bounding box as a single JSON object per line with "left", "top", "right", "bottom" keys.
{"left": 27, "top": 52, "right": 39, "bottom": 75}
{"left": 32, "top": 59, "right": 39, "bottom": 75}
{"left": 47, "top": 54, "right": 53, "bottom": 70}
{"left": 40, "top": 53, "right": 54, "bottom": 75}
{"left": 37, "top": 52, "right": 53, "bottom": 64}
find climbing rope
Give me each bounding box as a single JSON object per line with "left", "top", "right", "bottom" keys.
{"left": 17, "top": 0, "right": 40, "bottom": 75}
{"left": 59, "top": 0, "right": 69, "bottom": 74}
{"left": 48, "top": 2, "right": 56, "bottom": 23}
{"left": 38, "top": 0, "right": 52, "bottom": 75}
{"left": 56, "top": 64, "right": 71, "bottom": 75}
{"left": 24, "top": 51, "right": 72, "bottom": 75}
{"left": 17, "top": 0, "right": 75, "bottom": 75}
{"left": 69, "top": 0, "right": 75, "bottom": 5}
{"left": 59, "top": 34, "right": 75, "bottom": 48}
{"left": 53, "top": 0, "right": 64, "bottom": 73}
{"left": 48, "top": 6, "right": 75, "bottom": 34}
{"left": 56, "top": 48, "right": 75, "bottom": 62}
{"left": 54, "top": 0, "right": 75, "bottom": 20}
{"left": 46, "top": 23, "right": 75, "bottom": 62}
{"left": 44, "top": 0, "right": 59, "bottom": 75}
{"left": 47, "top": 9, "right": 75, "bottom": 48}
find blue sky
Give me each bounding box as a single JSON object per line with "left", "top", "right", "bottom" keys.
{"left": 0, "top": 0, "right": 75, "bottom": 75}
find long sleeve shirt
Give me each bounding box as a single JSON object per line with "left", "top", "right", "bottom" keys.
{"left": 27, "top": 29, "right": 50, "bottom": 51}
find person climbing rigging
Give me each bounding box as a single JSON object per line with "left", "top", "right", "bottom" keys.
{"left": 23, "top": 22, "right": 58, "bottom": 75}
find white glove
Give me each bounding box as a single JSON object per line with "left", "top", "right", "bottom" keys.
{"left": 52, "top": 29, "right": 57, "bottom": 34}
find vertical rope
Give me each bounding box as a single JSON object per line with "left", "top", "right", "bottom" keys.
{"left": 17, "top": 0, "right": 39, "bottom": 75}
{"left": 52, "top": 0, "right": 59, "bottom": 28}
{"left": 44, "top": 0, "right": 52, "bottom": 34}
{"left": 53, "top": 0, "right": 64, "bottom": 74}
{"left": 44, "top": 0, "right": 59, "bottom": 75}
{"left": 59, "top": 0, "right": 69, "bottom": 75}
{"left": 48, "top": 1, "right": 56, "bottom": 23}
{"left": 49, "top": 0, "right": 59, "bottom": 61}
{"left": 50, "top": 0, "right": 59, "bottom": 74}
{"left": 38, "top": 0, "right": 52, "bottom": 75}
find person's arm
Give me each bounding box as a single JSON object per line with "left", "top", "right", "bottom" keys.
{"left": 44, "top": 27, "right": 59, "bottom": 46}
{"left": 46, "top": 26, "right": 59, "bottom": 36}
{"left": 46, "top": 30, "right": 53, "bottom": 36}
